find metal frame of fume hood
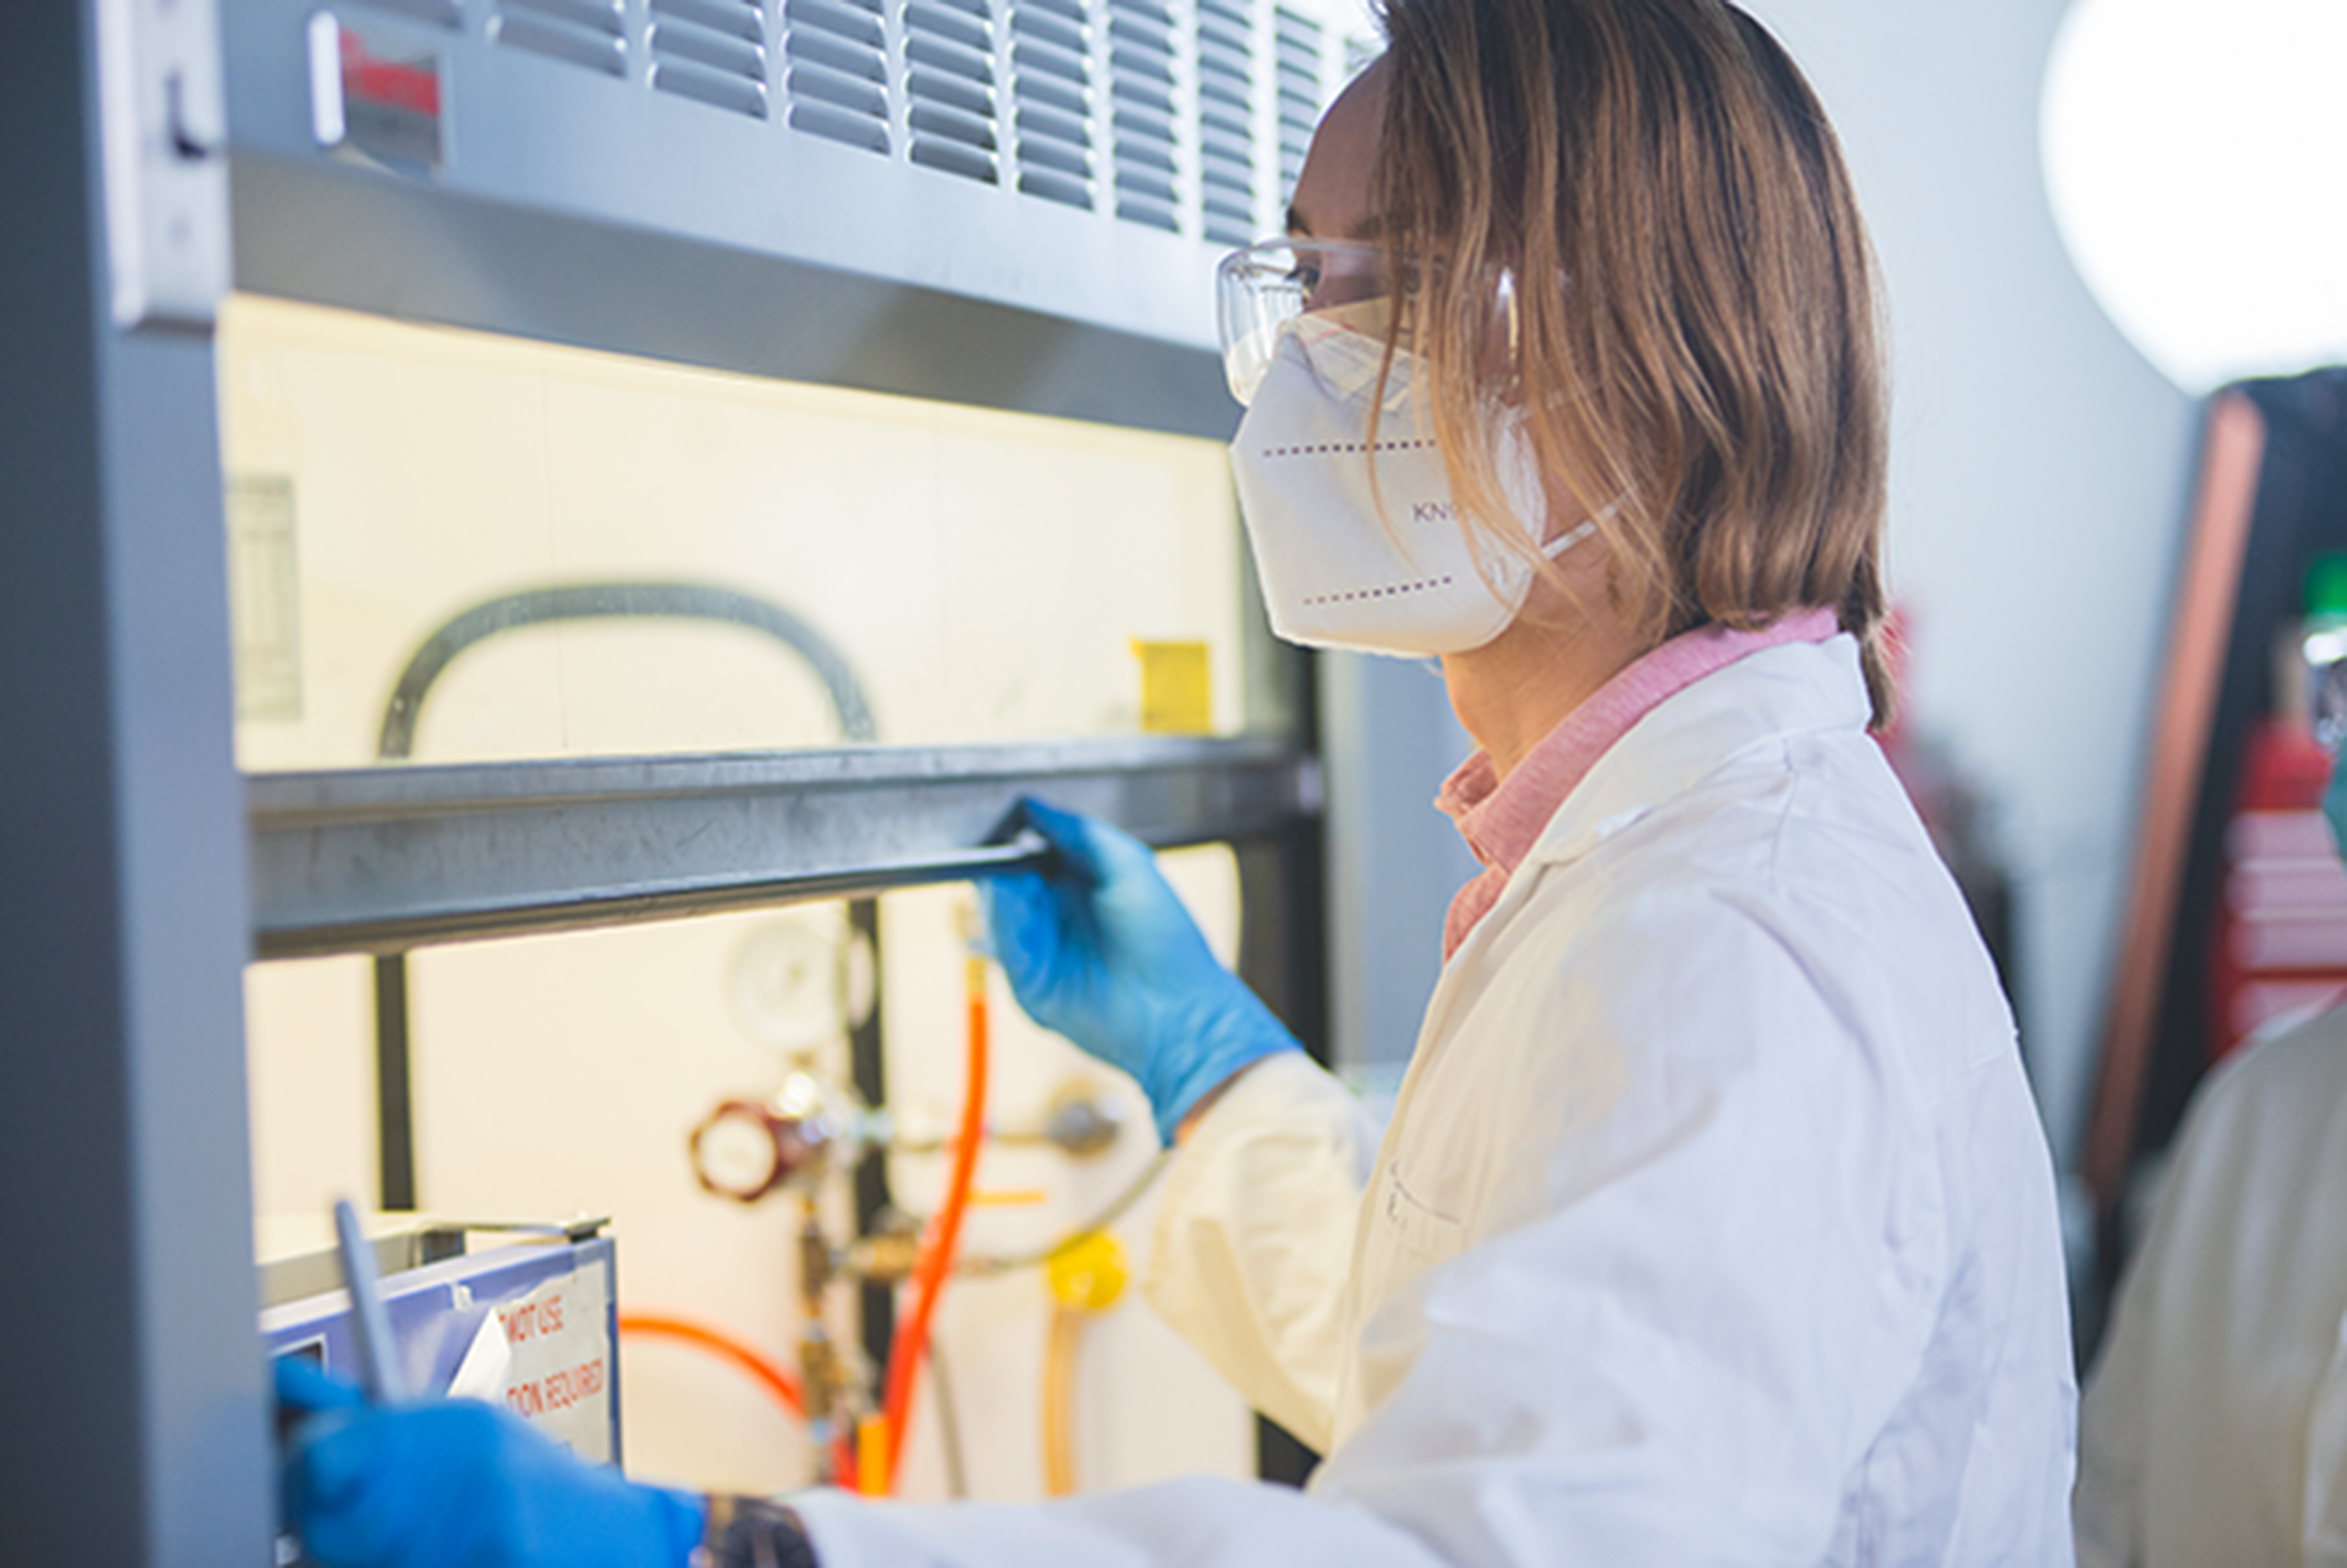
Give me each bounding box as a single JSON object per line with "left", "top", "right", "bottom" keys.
{"left": 2, "top": 5, "right": 272, "bottom": 1560}
{"left": 3, "top": 0, "right": 1343, "bottom": 1557}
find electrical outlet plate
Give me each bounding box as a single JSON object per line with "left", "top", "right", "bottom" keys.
{"left": 96, "top": 0, "right": 232, "bottom": 330}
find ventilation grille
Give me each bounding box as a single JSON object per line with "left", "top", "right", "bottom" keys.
{"left": 1008, "top": 0, "right": 1093, "bottom": 209}
{"left": 904, "top": 0, "right": 1000, "bottom": 184}
{"left": 650, "top": 0, "right": 769, "bottom": 118}
{"left": 783, "top": 0, "right": 892, "bottom": 152}
{"left": 1193, "top": 0, "right": 1254, "bottom": 245}
{"left": 490, "top": 0, "right": 628, "bottom": 76}
{"left": 443, "top": 1, "right": 1370, "bottom": 253}
{"left": 1272, "top": 6, "right": 1320, "bottom": 195}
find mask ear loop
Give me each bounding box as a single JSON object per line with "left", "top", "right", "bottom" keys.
{"left": 1498, "top": 269, "right": 1521, "bottom": 379}
{"left": 1537, "top": 499, "right": 1619, "bottom": 560}
{"left": 1541, "top": 519, "right": 1598, "bottom": 559}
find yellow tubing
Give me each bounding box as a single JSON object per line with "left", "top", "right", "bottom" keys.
{"left": 857, "top": 1415, "right": 890, "bottom": 1498}
{"left": 1040, "top": 1230, "right": 1127, "bottom": 1495}
{"left": 1041, "top": 1306, "right": 1082, "bottom": 1497}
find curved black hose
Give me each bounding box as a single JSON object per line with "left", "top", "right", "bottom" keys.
{"left": 376, "top": 582, "right": 875, "bottom": 758}
{"left": 366, "top": 582, "right": 879, "bottom": 1226}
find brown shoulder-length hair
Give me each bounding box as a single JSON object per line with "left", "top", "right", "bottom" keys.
{"left": 1373, "top": 0, "right": 1893, "bottom": 725}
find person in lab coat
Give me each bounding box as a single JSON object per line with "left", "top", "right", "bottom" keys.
{"left": 2071, "top": 749, "right": 2347, "bottom": 1568}
{"left": 273, "top": 2, "right": 2078, "bottom": 1564}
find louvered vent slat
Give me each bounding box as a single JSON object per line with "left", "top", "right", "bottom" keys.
{"left": 354, "top": 0, "right": 462, "bottom": 26}
{"left": 1110, "top": 71, "right": 1174, "bottom": 117}
{"left": 1013, "top": 64, "right": 1086, "bottom": 116}
{"left": 909, "top": 66, "right": 992, "bottom": 116}
{"left": 1018, "top": 135, "right": 1090, "bottom": 179}
{"left": 785, "top": 0, "right": 891, "bottom": 152}
{"left": 502, "top": 0, "right": 624, "bottom": 29}
{"left": 1016, "top": 101, "right": 1086, "bottom": 147}
{"left": 909, "top": 1, "right": 990, "bottom": 52}
{"left": 657, "top": 0, "right": 766, "bottom": 42}
{"left": 1012, "top": 8, "right": 1085, "bottom": 54}
{"left": 904, "top": 0, "right": 1000, "bottom": 184}
{"left": 650, "top": 0, "right": 769, "bottom": 119}
{"left": 795, "top": 0, "right": 885, "bottom": 46}
{"left": 1273, "top": 6, "right": 1320, "bottom": 193}
{"left": 909, "top": 101, "right": 995, "bottom": 143}
{"left": 790, "top": 60, "right": 888, "bottom": 116}
{"left": 906, "top": 34, "right": 989, "bottom": 75}
{"left": 491, "top": 0, "right": 627, "bottom": 76}
{"left": 1198, "top": 101, "right": 1248, "bottom": 140}
{"left": 1013, "top": 36, "right": 1086, "bottom": 89}
{"left": 654, "top": 23, "right": 763, "bottom": 75}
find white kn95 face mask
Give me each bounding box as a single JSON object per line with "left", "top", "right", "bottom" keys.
{"left": 1229, "top": 316, "right": 1595, "bottom": 659}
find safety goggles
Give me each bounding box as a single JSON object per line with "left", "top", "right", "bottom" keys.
{"left": 1215, "top": 237, "right": 1422, "bottom": 406}
{"left": 1214, "top": 236, "right": 1517, "bottom": 406}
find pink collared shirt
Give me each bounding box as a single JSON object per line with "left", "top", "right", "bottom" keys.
{"left": 1437, "top": 607, "right": 1843, "bottom": 960}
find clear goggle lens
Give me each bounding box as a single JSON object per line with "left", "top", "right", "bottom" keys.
{"left": 1215, "top": 238, "right": 1417, "bottom": 406}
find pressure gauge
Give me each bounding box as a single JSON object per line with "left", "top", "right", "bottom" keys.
{"left": 726, "top": 911, "right": 874, "bottom": 1053}
{"left": 689, "top": 1069, "right": 871, "bottom": 1204}
{"left": 691, "top": 1101, "right": 791, "bottom": 1203}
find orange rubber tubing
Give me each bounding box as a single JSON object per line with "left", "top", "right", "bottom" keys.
{"left": 617, "top": 1312, "right": 806, "bottom": 1417}
{"left": 878, "top": 956, "right": 990, "bottom": 1488}
{"left": 618, "top": 1312, "right": 864, "bottom": 1485}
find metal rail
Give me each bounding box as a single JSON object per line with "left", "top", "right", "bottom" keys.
{"left": 247, "top": 736, "right": 1319, "bottom": 960}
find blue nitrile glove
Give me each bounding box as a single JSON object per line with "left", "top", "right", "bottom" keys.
{"left": 982, "top": 798, "right": 1301, "bottom": 1143}
{"left": 275, "top": 1357, "right": 705, "bottom": 1568}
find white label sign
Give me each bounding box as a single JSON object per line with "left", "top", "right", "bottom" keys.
{"left": 447, "top": 1265, "right": 613, "bottom": 1463}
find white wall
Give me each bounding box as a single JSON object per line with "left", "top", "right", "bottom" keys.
{"left": 1741, "top": 0, "right": 2198, "bottom": 1168}
{"left": 1321, "top": 652, "right": 1480, "bottom": 1078}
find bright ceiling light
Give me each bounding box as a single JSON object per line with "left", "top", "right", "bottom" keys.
{"left": 2043, "top": 0, "right": 2347, "bottom": 394}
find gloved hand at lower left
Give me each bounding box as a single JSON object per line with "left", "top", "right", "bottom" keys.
{"left": 275, "top": 1357, "right": 706, "bottom": 1568}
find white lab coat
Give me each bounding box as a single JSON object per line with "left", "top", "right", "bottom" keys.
{"left": 796, "top": 636, "right": 2078, "bottom": 1565}
{"left": 2074, "top": 1004, "right": 2347, "bottom": 1568}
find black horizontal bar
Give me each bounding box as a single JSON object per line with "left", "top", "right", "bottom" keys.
{"left": 257, "top": 840, "right": 1051, "bottom": 958}
{"left": 247, "top": 736, "right": 1317, "bottom": 960}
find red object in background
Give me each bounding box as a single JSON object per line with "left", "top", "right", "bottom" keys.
{"left": 2207, "top": 717, "right": 2347, "bottom": 1060}
{"left": 342, "top": 32, "right": 442, "bottom": 118}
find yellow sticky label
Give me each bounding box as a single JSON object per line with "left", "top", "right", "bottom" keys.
{"left": 1132, "top": 639, "right": 1211, "bottom": 734}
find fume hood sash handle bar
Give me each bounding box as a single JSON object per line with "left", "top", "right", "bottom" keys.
{"left": 253, "top": 838, "right": 1051, "bottom": 960}
{"left": 246, "top": 737, "right": 1319, "bottom": 961}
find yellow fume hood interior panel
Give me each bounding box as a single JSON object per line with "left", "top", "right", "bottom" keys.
{"left": 215, "top": 292, "right": 1251, "bottom": 772}
{"left": 233, "top": 292, "right": 1262, "bottom": 1498}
